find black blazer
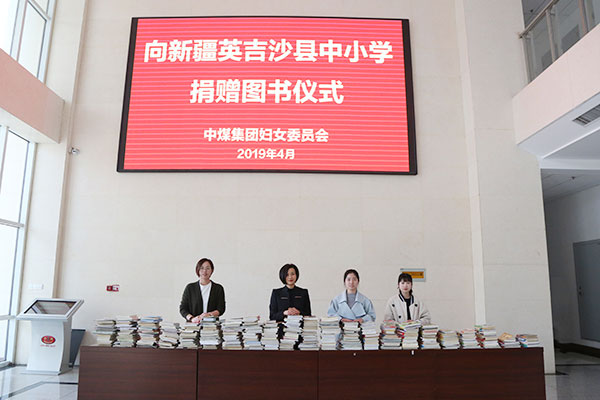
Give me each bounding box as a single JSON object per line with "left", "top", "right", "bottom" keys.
{"left": 179, "top": 281, "right": 226, "bottom": 320}
{"left": 269, "top": 286, "right": 312, "bottom": 322}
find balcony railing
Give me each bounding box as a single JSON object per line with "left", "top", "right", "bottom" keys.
{"left": 520, "top": 0, "right": 600, "bottom": 81}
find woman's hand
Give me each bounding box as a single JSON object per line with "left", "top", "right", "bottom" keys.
{"left": 285, "top": 307, "right": 300, "bottom": 316}
{"left": 191, "top": 316, "right": 202, "bottom": 324}
{"left": 341, "top": 318, "right": 353, "bottom": 322}
{"left": 356, "top": 318, "right": 364, "bottom": 324}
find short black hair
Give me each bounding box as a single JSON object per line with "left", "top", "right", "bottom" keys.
{"left": 279, "top": 263, "right": 299, "bottom": 284}
{"left": 343, "top": 269, "right": 360, "bottom": 282}
{"left": 398, "top": 272, "right": 413, "bottom": 284}
{"left": 195, "top": 258, "right": 214, "bottom": 276}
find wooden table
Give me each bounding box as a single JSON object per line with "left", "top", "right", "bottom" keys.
{"left": 78, "top": 347, "right": 545, "bottom": 399}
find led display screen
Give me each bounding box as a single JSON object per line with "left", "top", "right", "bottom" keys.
{"left": 118, "top": 17, "right": 416, "bottom": 174}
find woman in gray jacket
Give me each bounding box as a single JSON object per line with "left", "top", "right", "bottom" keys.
{"left": 327, "top": 269, "right": 376, "bottom": 323}
{"left": 383, "top": 272, "right": 431, "bottom": 324}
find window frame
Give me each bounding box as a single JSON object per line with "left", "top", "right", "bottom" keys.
{"left": 0, "top": 127, "right": 36, "bottom": 367}
{"left": 8, "top": 0, "right": 55, "bottom": 80}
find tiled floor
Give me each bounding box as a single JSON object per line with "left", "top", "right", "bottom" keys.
{"left": 0, "top": 366, "right": 78, "bottom": 400}
{"left": 0, "top": 351, "right": 599, "bottom": 399}
{"left": 546, "top": 351, "right": 600, "bottom": 400}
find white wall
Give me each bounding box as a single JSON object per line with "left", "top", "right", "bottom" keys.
{"left": 545, "top": 184, "right": 600, "bottom": 349}
{"left": 56, "top": 0, "right": 473, "bottom": 332}
{"left": 15, "top": 0, "right": 556, "bottom": 372}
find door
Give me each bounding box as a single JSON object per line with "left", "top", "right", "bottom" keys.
{"left": 573, "top": 240, "right": 600, "bottom": 342}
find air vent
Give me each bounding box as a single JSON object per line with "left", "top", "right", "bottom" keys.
{"left": 573, "top": 104, "right": 600, "bottom": 125}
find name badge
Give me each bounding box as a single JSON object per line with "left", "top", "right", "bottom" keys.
{"left": 281, "top": 296, "right": 288, "bottom": 300}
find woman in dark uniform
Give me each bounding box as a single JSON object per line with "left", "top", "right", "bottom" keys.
{"left": 269, "top": 263, "right": 312, "bottom": 322}
{"left": 180, "top": 258, "right": 226, "bottom": 323}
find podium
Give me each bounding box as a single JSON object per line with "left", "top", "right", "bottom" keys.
{"left": 17, "top": 298, "right": 84, "bottom": 374}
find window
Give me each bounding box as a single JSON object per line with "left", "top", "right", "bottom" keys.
{"left": 0, "top": 127, "right": 35, "bottom": 366}
{"left": 0, "top": 0, "right": 54, "bottom": 80}
{"left": 0, "top": 0, "right": 54, "bottom": 366}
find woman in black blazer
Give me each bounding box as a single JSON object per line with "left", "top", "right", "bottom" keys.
{"left": 269, "top": 263, "right": 312, "bottom": 322}
{"left": 180, "top": 258, "right": 226, "bottom": 323}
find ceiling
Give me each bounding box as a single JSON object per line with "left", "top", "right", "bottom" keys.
{"left": 541, "top": 170, "right": 600, "bottom": 202}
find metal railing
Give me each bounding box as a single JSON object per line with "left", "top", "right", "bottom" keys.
{"left": 520, "top": 0, "right": 600, "bottom": 81}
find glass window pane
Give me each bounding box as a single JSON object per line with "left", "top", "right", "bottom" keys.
{"left": 17, "top": 3, "right": 46, "bottom": 77}
{"left": 0, "top": 132, "right": 29, "bottom": 222}
{"left": 35, "top": 0, "right": 50, "bottom": 13}
{"left": 0, "top": 224, "right": 18, "bottom": 316}
{"left": 527, "top": 16, "right": 553, "bottom": 79}
{"left": 0, "top": 319, "right": 8, "bottom": 362}
{"left": 554, "top": 0, "right": 584, "bottom": 56}
{"left": 586, "top": 0, "right": 600, "bottom": 28}
{"left": 0, "top": 0, "right": 18, "bottom": 54}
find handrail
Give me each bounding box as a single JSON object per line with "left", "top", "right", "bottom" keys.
{"left": 0, "top": 315, "right": 15, "bottom": 321}
{"left": 520, "top": 0, "right": 561, "bottom": 38}
{"left": 0, "top": 218, "right": 24, "bottom": 228}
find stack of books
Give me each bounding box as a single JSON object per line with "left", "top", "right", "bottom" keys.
{"left": 137, "top": 316, "right": 162, "bottom": 348}
{"left": 420, "top": 325, "right": 440, "bottom": 349}
{"left": 261, "top": 320, "right": 280, "bottom": 350}
{"left": 459, "top": 329, "right": 479, "bottom": 349}
{"left": 319, "top": 317, "right": 340, "bottom": 350}
{"left": 475, "top": 324, "right": 500, "bottom": 349}
{"left": 242, "top": 317, "right": 263, "bottom": 350}
{"left": 158, "top": 321, "right": 180, "bottom": 349}
{"left": 361, "top": 321, "right": 379, "bottom": 350}
{"left": 499, "top": 332, "right": 521, "bottom": 348}
{"left": 380, "top": 320, "right": 402, "bottom": 350}
{"left": 399, "top": 321, "right": 421, "bottom": 350}
{"left": 113, "top": 315, "right": 139, "bottom": 347}
{"left": 516, "top": 334, "right": 541, "bottom": 348}
{"left": 280, "top": 315, "right": 302, "bottom": 350}
{"left": 199, "top": 316, "right": 222, "bottom": 349}
{"left": 340, "top": 321, "right": 362, "bottom": 350}
{"left": 437, "top": 330, "right": 460, "bottom": 349}
{"left": 94, "top": 318, "right": 117, "bottom": 346}
{"left": 298, "top": 316, "right": 319, "bottom": 350}
{"left": 179, "top": 322, "right": 200, "bottom": 348}
{"left": 221, "top": 317, "right": 243, "bottom": 350}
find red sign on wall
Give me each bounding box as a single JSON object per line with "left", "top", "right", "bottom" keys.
{"left": 118, "top": 17, "right": 416, "bottom": 174}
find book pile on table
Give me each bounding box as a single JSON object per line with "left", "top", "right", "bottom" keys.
{"left": 498, "top": 332, "right": 521, "bottom": 349}
{"left": 398, "top": 321, "right": 420, "bottom": 350}
{"left": 158, "top": 321, "right": 180, "bottom": 349}
{"left": 113, "top": 315, "right": 139, "bottom": 347}
{"left": 319, "top": 317, "right": 340, "bottom": 350}
{"left": 94, "top": 318, "right": 117, "bottom": 346}
{"left": 516, "top": 334, "right": 541, "bottom": 348}
{"left": 437, "top": 330, "right": 460, "bottom": 349}
{"left": 261, "top": 320, "right": 280, "bottom": 350}
{"left": 179, "top": 322, "right": 200, "bottom": 348}
{"left": 221, "top": 317, "right": 243, "bottom": 350}
{"left": 280, "top": 315, "right": 302, "bottom": 350}
{"left": 137, "top": 316, "right": 162, "bottom": 348}
{"left": 199, "top": 316, "right": 222, "bottom": 349}
{"left": 420, "top": 325, "right": 440, "bottom": 349}
{"left": 475, "top": 324, "right": 500, "bottom": 349}
{"left": 298, "top": 316, "right": 319, "bottom": 350}
{"left": 242, "top": 316, "right": 263, "bottom": 350}
{"left": 459, "top": 329, "right": 479, "bottom": 349}
{"left": 340, "top": 321, "right": 362, "bottom": 350}
{"left": 361, "top": 321, "right": 379, "bottom": 350}
{"left": 380, "top": 320, "right": 402, "bottom": 350}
